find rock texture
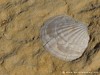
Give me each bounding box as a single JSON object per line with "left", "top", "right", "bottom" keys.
{"left": 0, "top": 0, "right": 100, "bottom": 75}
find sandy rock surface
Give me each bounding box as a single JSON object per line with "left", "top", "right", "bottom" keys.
{"left": 0, "top": 0, "right": 100, "bottom": 75}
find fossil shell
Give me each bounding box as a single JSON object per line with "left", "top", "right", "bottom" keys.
{"left": 40, "top": 15, "right": 89, "bottom": 61}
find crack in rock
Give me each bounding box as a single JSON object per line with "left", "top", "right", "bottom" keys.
{"left": 79, "top": 3, "right": 100, "bottom": 13}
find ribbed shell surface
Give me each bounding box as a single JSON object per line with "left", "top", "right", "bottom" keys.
{"left": 40, "top": 15, "right": 89, "bottom": 61}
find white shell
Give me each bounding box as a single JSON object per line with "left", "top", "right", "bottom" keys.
{"left": 40, "top": 15, "right": 89, "bottom": 61}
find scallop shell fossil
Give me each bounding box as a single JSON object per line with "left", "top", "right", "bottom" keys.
{"left": 40, "top": 15, "right": 89, "bottom": 61}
